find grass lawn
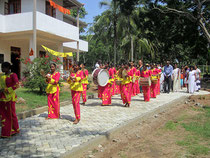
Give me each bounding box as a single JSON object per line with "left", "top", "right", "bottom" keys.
{"left": 163, "top": 102, "right": 210, "bottom": 157}
{"left": 15, "top": 88, "right": 71, "bottom": 113}
{"left": 15, "top": 86, "right": 94, "bottom": 113}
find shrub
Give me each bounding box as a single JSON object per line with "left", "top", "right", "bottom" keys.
{"left": 21, "top": 54, "right": 62, "bottom": 94}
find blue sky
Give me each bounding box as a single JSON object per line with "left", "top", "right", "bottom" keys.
{"left": 79, "top": 0, "right": 107, "bottom": 33}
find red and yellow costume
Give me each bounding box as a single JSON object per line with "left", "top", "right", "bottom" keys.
{"left": 131, "top": 67, "right": 136, "bottom": 97}
{"left": 114, "top": 70, "right": 121, "bottom": 94}
{"left": 0, "top": 73, "right": 19, "bottom": 137}
{"left": 135, "top": 70, "right": 140, "bottom": 95}
{"left": 112, "top": 67, "right": 117, "bottom": 95}
{"left": 141, "top": 70, "right": 151, "bottom": 102}
{"left": 156, "top": 68, "right": 161, "bottom": 95}
{"left": 99, "top": 68, "right": 114, "bottom": 106}
{"left": 67, "top": 71, "right": 84, "bottom": 120}
{"left": 120, "top": 69, "right": 132, "bottom": 105}
{"left": 81, "top": 69, "right": 89, "bottom": 103}
{"left": 46, "top": 72, "right": 60, "bottom": 119}
{"left": 109, "top": 68, "right": 115, "bottom": 96}
{"left": 150, "top": 69, "right": 159, "bottom": 98}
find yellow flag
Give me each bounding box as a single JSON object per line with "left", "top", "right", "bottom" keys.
{"left": 42, "top": 45, "right": 73, "bottom": 57}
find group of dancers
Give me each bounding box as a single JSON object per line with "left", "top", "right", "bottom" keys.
{"left": 0, "top": 60, "right": 201, "bottom": 138}
{"left": 97, "top": 61, "right": 161, "bottom": 107}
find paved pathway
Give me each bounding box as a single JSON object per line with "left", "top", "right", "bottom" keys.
{"left": 0, "top": 90, "right": 209, "bottom": 158}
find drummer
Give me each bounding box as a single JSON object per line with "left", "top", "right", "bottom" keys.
{"left": 98, "top": 64, "right": 112, "bottom": 106}
{"left": 150, "top": 64, "right": 158, "bottom": 98}
{"left": 141, "top": 65, "right": 151, "bottom": 102}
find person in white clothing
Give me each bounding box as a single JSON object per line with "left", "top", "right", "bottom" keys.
{"left": 172, "top": 64, "right": 180, "bottom": 92}
{"left": 95, "top": 60, "right": 101, "bottom": 69}
{"left": 194, "top": 65, "right": 201, "bottom": 92}
{"left": 188, "top": 66, "right": 197, "bottom": 94}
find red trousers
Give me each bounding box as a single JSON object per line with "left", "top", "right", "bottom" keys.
{"left": 47, "top": 88, "right": 60, "bottom": 119}
{"left": 0, "top": 101, "right": 19, "bottom": 137}
{"left": 82, "top": 84, "right": 87, "bottom": 103}
{"left": 142, "top": 86, "right": 150, "bottom": 102}
{"left": 71, "top": 90, "right": 81, "bottom": 119}
{"left": 151, "top": 83, "right": 157, "bottom": 98}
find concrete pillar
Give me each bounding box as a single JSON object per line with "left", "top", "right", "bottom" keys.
{"left": 76, "top": 8, "right": 80, "bottom": 62}
{"left": 29, "top": 36, "right": 35, "bottom": 61}
{"left": 32, "top": 0, "right": 37, "bottom": 60}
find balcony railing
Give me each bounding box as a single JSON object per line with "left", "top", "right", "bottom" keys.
{"left": 1, "top": 12, "right": 79, "bottom": 42}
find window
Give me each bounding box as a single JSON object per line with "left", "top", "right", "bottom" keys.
{"left": 46, "top": 1, "right": 56, "bottom": 18}
{"left": 0, "top": 54, "right": 4, "bottom": 64}
{"left": 8, "top": 0, "right": 21, "bottom": 14}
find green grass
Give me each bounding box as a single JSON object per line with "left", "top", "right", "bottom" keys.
{"left": 15, "top": 88, "right": 71, "bottom": 113}
{"left": 175, "top": 106, "right": 210, "bottom": 156}
{"left": 164, "top": 120, "right": 178, "bottom": 130}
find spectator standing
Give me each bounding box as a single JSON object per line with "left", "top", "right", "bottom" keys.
{"left": 195, "top": 65, "right": 201, "bottom": 92}
{"left": 163, "top": 61, "right": 173, "bottom": 93}
{"left": 188, "top": 66, "right": 196, "bottom": 94}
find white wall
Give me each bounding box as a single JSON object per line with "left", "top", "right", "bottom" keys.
{"left": 0, "top": 39, "right": 29, "bottom": 76}
{"left": 37, "top": 12, "right": 79, "bottom": 41}
{"left": 22, "top": 0, "right": 45, "bottom": 14}
{"left": 21, "top": 0, "right": 63, "bottom": 20}
{"left": 4, "top": 12, "right": 33, "bottom": 33}
{"left": 54, "top": 0, "right": 63, "bottom": 21}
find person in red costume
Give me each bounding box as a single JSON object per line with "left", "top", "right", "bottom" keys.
{"left": 141, "top": 65, "right": 151, "bottom": 102}
{"left": 0, "top": 62, "right": 20, "bottom": 137}
{"left": 150, "top": 64, "right": 159, "bottom": 98}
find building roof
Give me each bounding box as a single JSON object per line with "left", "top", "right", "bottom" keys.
{"left": 63, "top": 0, "right": 84, "bottom": 8}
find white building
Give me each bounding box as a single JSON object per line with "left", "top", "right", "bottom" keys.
{"left": 0, "top": 0, "right": 88, "bottom": 78}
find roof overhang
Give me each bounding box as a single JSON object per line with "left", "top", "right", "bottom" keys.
{"left": 63, "top": 0, "right": 84, "bottom": 8}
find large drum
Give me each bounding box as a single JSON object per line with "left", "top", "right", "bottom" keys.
{"left": 92, "top": 68, "right": 109, "bottom": 87}
{"left": 139, "top": 77, "right": 151, "bottom": 86}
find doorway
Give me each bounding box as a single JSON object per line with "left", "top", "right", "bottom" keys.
{"left": 11, "top": 46, "right": 21, "bottom": 79}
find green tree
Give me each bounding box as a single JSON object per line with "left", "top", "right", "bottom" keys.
{"left": 21, "top": 54, "right": 62, "bottom": 94}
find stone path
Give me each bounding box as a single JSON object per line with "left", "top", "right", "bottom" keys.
{"left": 0, "top": 90, "right": 209, "bottom": 158}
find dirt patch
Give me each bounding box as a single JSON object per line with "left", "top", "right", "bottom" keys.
{"left": 79, "top": 94, "right": 210, "bottom": 158}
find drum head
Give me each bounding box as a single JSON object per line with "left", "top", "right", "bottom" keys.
{"left": 98, "top": 70, "right": 109, "bottom": 87}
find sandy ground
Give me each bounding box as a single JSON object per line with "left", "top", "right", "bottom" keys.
{"left": 80, "top": 94, "right": 210, "bottom": 158}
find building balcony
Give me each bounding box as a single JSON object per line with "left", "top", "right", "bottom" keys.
{"left": 0, "top": 11, "right": 79, "bottom": 42}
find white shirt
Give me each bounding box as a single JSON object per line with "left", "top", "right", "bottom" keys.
{"left": 95, "top": 63, "right": 100, "bottom": 68}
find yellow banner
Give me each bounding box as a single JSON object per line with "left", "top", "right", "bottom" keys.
{"left": 42, "top": 45, "right": 73, "bottom": 57}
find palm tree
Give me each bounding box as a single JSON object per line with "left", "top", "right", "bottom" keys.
{"left": 100, "top": 0, "right": 119, "bottom": 66}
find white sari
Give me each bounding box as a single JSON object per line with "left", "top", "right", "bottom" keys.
{"left": 195, "top": 68, "right": 201, "bottom": 91}
{"left": 173, "top": 68, "right": 180, "bottom": 92}
{"left": 188, "top": 70, "right": 196, "bottom": 93}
